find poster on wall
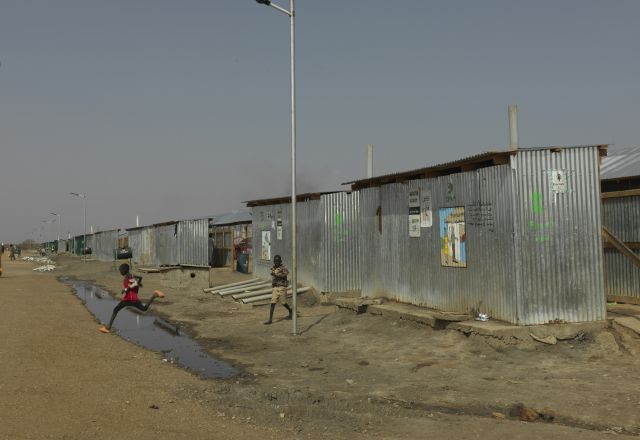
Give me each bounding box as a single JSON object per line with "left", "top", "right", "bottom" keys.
{"left": 420, "top": 189, "right": 432, "bottom": 227}
{"left": 276, "top": 210, "right": 283, "bottom": 240}
{"left": 261, "top": 231, "right": 271, "bottom": 261}
{"left": 409, "top": 188, "right": 421, "bottom": 237}
{"left": 550, "top": 170, "right": 567, "bottom": 194}
{"left": 440, "top": 207, "right": 466, "bottom": 268}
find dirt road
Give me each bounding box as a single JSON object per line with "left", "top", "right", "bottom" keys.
{"left": 3, "top": 253, "right": 640, "bottom": 439}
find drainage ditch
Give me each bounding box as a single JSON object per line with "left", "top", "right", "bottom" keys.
{"left": 61, "top": 277, "right": 237, "bottom": 380}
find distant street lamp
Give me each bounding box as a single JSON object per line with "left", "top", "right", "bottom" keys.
{"left": 50, "top": 212, "right": 61, "bottom": 244}
{"left": 254, "top": 0, "right": 299, "bottom": 335}
{"left": 69, "top": 192, "right": 87, "bottom": 262}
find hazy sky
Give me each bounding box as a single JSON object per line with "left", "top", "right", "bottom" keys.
{"left": 1, "top": 0, "right": 639, "bottom": 243}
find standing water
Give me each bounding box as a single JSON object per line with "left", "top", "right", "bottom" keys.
{"left": 61, "top": 277, "right": 237, "bottom": 379}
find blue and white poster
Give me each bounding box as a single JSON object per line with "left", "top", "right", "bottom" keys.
{"left": 440, "top": 207, "right": 466, "bottom": 268}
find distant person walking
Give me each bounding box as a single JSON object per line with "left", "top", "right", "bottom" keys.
{"left": 9, "top": 244, "right": 15, "bottom": 261}
{"left": 99, "top": 263, "right": 165, "bottom": 333}
{"left": 264, "top": 255, "right": 293, "bottom": 325}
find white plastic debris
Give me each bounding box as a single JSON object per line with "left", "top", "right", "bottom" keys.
{"left": 475, "top": 313, "right": 489, "bottom": 322}
{"left": 23, "top": 256, "right": 55, "bottom": 265}
{"left": 33, "top": 265, "right": 56, "bottom": 272}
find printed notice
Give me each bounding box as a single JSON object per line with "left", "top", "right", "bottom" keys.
{"left": 550, "top": 170, "right": 567, "bottom": 194}
{"left": 420, "top": 190, "right": 432, "bottom": 228}
{"left": 409, "top": 188, "right": 421, "bottom": 237}
{"left": 276, "top": 210, "right": 283, "bottom": 240}
{"left": 261, "top": 231, "right": 271, "bottom": 261}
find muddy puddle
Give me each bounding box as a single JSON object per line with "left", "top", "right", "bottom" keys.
{"left": 61, "top": 278, "right": 237, "bottom": 380}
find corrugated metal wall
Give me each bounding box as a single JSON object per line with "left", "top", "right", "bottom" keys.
{"left": 252, "top": 201, "right": 323, "bottom": 290}
{"left": 359, "top": 187, "right": 382, "bottom": 297}
{"left": 86, "top": 234, "right": 95, "bottom": 255}
{"left": 155, "top": 223, "right": 179, "bottom": 266}
{"left": 94, "top": 230, "right": 118, "bottom": 261}
{"left": 252, "top": 194, "right": 361, "bottom": 293}
{"left": 358, "top": 166, "right": 518, "bottom": 323}
{"left": 512, "top": 147, "right": 605, "bottom": 324}
{"left": 322, "top": 192, "right": 361, "bottom": 292}
{"left": 602, "top": 195, "right": 640, "bottom": 301}
{"left": 73, "top": 236, "right": 84, "bottom": 255}
{"left": 178, "top": 219, "right": 209, "bottom": 267}
{"left": 129, "top": 228, "right": 155, "bottom": 266}
{"left": 58, "top": 239, "right": 67, "bottom": 253}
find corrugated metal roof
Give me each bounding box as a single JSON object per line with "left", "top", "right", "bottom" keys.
{"left": 601, "top": 146, "right": 640, "bottom": 180}
{"left": 344, "top": 145, "right": 607, "bottom": 189}
{"left": 211, "top": 210, "right": 252, "bottom": 226}
{"left": 245, "top": 191, "right": 343, "bottom": 207}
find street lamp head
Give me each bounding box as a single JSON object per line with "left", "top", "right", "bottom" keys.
{"left": 256, "top": 0, "right": 271, "bottom": 5}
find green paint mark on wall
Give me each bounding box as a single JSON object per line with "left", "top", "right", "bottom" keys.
{"left": 531, "top": 191, "right": 543, "bottom": 215}
{"left": 335, "top": 213, "right": 343, "bottom": 226}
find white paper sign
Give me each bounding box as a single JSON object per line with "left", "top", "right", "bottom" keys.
{"left": 420, "top": 190, "right": 432, "bottom": 227}
{"left": 550, "top": 170, "right": 567, "bottom": 194}
{"left": 409, "top": 188, "right": 421, "bottom": 237}
{"left": 261, "top": 231, "right": 271, "bottom": 261}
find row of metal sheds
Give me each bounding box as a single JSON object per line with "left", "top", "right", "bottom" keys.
{"left": 247, "top": 145, "right": 609, "bottom": 326}
{"left": 60, "top": 212, "right": 253, "bottom": 268}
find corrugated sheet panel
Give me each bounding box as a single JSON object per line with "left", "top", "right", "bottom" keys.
{"left": 252, "top": 201, "right": 323, "bottom": 291}
{"left": 128, "top": 230, "right": 142, "bottom": 264}
{"left": 129, "top": 228, "right": 155, "bottom": 266}
{"left": 428, "top": 167, "right": 517, "bottom": 321}
{"left": 358, "top": 167, "right": 517, "bottom": 323}
{"left": 602, "top": 195, "right": 640, "bottom": 300}
{"left": 604, "top": 251, "right": 640, "bottom": 300}
{"left": 94, "top": 230, "right": 118, "bottom": 261}
{"left": 212, "top": 210, "right": 252, "bottom": 226}
{"left": 513, "top": 147, "right": 606, "bottom": 324}
{"left": 358, "top": 187, "right": 382, "bottom": 297}
{"left": 321, "top": 192, "right": 361, "bottom": 292}
{"left": 178, "top": 219, "right": 209, "bottom": 267}
{"left": 155, "top": 224, "right": 179, "bottom": 266}
{"left": 85, "top": 234, "right": 95, "bottom": 255}
{"left": 601, "top": 146, "right": 640, "bottom": 180}
{"left": 602, "top": 196, "right": 640, "bottom": 242}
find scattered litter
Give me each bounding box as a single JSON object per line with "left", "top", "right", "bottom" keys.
{"left": 475, "top": 313, "right": 489, "bottom": 322}
{"left": 23, "top": 256, "right": 55, "bottom": 265}
{"left": 491, "top": 412, "right": 506, "bottom": 420}
{"left": 33, "top": 265, "right": 56, "bottom": 272}
{"left": 149, "top": 404, "right": 159, "bottom": 410}
{"left": 346, "top": 379, "right": 355, "bottom": 386}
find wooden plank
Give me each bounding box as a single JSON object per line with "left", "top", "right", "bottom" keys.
{"left": 602, "top": 226, "right": 640, "bottom": 269}
{"left": 604, "top": 242, "right": 640, "bottom": 251}
{"left": 602, "top": 189, "right": 640, "bottom": 199}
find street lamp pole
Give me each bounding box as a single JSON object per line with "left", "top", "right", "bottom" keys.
{"left": 255, "top": 0, "right": 298, "bottom": 335}
{"left": 70, "top": 193, "right": 87, "bottom": 262}
{"left": 50, "top": 212, "right": 60, "bottom": 245}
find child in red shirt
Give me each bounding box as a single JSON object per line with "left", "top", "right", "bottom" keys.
{"left": 99, "top": 263, "right": 165, "bottom": 333}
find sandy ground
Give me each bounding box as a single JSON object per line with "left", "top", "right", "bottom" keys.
{"left": 3, "top": 252, "right": 640, "bottom": 439}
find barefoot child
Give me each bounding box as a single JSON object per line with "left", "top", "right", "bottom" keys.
{"left": 99, "top": 263, "right": 165, "bottom": 333}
